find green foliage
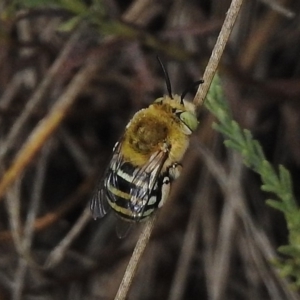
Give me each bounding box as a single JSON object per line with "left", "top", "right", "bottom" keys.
{"left": 205, "top": 75, "right": 300, "bottom": 288}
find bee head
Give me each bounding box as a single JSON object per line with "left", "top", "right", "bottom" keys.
{"left": 153, "top": 95, "right": 198, "bottom": 135}
{"left": 156, "top": 56, "right": 203, "bottom": 134}
{"left": 177, "top": 80, "right": 204, "bottom": 134}
{"left": 172, "top": 96, "right": 198, "bottom": 135}
{"left": 176, "top": 107, "right": 198, "bottom": 134}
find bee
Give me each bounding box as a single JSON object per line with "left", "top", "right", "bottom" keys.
{"left": 90, "top": 57, "right": 202, "bottom": 236}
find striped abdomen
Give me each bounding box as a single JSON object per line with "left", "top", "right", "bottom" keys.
{"left": 104, "top": 161, "right": 169, "bottom": 221}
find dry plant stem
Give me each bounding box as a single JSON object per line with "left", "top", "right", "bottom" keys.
{"left": 197, "top": 145, "right": 299, "bottom": 300}
{"left": 0, "top": 74, "right": 22, "bottom": 127}
{"left": 259, "top": 0, "right": 295, "bottom": 18}
{"left": 5, "top": 178, "right": 22, "bottom": 250}
{"left": 0, "top": 172, "right": 97, "bottom": 243}
{"left": 59, "top": 128, "right": 94, "bottom": 175}
{"left": 22, "top": 141, "right": 51, "bottom": 252}
{"left": 167, "top": 169, "right": 211, "bottom": 300}
{"left": 244, "top": 237, "right": 281, "bottom": 299}
{"left": 210, "top": 153, "right": 242, "bottom": 300}
{"left": 0, "top": 28, "right": 83, "bottom": 161}
{"left": 13, "top": 258, "right": 27, "bottom": 300}
{"left": 193, "top": 0, "right": 244, "bottom": 109}
{"left": 12, "top": 143, "right": 51, "bottom": 300}
{"left": 44, "top": 207, "right": 92, "bottom": 269}
{"left": 239, "top": 0, "right": 290, "bottom": 71}
{"left": 122, "top": 0, "right": 154, "bottom": 23}
{"left": 0, "top": 58, "right": 100, "bottom": 201}
{"left": 114, "top": 214, "right": 157, "bottom": 300}
{"left": 114, "top": 1, "right": 244, "bottom": 299}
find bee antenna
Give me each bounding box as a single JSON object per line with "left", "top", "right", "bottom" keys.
{"left": 180, "top": 80, "right": 204, "bottom": 104}
{"left": 156, "top": 56, "right": 173, "bottom": 99}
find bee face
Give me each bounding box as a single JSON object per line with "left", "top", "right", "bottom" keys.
{"left": 153, "top": 95, "right": 198, "bottom": 135}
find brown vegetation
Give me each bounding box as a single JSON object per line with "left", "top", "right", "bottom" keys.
{"left": 0, "top": 0, "right": 300, "bottom": 299}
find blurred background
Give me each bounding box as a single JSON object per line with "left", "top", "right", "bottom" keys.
{"left": 0, "top": 0, "right": 300, "bottom": 299}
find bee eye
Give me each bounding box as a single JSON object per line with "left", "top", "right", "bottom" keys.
{"left": 179, "top": 111, "right": 198, "bottom": 133}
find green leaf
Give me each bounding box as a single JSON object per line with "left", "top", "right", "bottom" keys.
{"left": 14, "top": 0, "right": 59, "bottom": 8}
{"left": 57, "top": 15, "right": 82, "bottom": 32}
{"left": 59, "top": 0, "right": 89, "bottom": 14}
{"left": 211, "top": 123, "right": 232, "bottom": 137}
{"left": 224, "top": 140, "right": 243, "bottom": 152}
{"left": 207, "top": 58, "right": 299, "bottom": 288}
{"left": 261, "top": 184, "right": 277, "bottom": 193}
{"left": 260, "top": 161, "right": 279, "bottom": 186}
{"left": 279, "top": 165, "right": 293, "bottom": 192}
{"left": 278, "top": 245, "right": 300, "bottom": 257}
{"left": 266, "top": 199, "right": 286, "bottom": 212}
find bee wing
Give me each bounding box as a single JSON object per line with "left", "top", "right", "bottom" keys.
{"left": 115, "top": 219, "right": 133, "bottom": 239}
{"left": 90, "top": 186, "right": 110, "bottom": 219}
{"left": 90, "top": 141, "right": 123, "bottom": 219}
{"left": 129, "top": 149, "right": 169, "bottom": 220}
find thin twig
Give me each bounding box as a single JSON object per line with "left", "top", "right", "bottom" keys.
{"left": 167, "top": 167, "right": 211, "bottom": 300}
{"left": 5, "top": 178, "right": 22, "bottom": 250}
{"left": 13, "top": 144, "right": 51, "bottom": 300}
{"left": 22, "top": 140, "right": 52, "bottom": 252}
{"left": 259, "top": 0, "right": 295, "bottom": 18}
{"left": 210, "top": 153, "right": 243, "bottom": 300}
{"left": 0, "top": 170, "right": 98, "bottom": 243}
{"left": 114, "top": 214, "right": 157, "bottom": 300}
{"left": 59, "top": 128, "right": 94, "bottom": 175}
{"left": 113, "top": 1, "right": 245, "bottom": 299}
{"left": 197, "top": 143, "right": 299, "bottom": 299}
{"left": 0, "top": 27, "right": 84, "bottom": 162}
{"left": 0, "top": 56, "right": 101, "bottom": 201}
{"left": 238, "top": 0, "right": 290, "bottom": 71}
{"left": 193, "top": 0, "right": 244, "bottom": 110}
{"left": 0, "top": 74, "right": 23, "bottom": 126}
{"left": 44, "top": 207, "right": 92, "bottom": 269}
{"left": 13, "top": 258, "right": 27, "bottom": 300}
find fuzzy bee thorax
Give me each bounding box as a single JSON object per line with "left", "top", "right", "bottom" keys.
{"left": 125, "top": 107, "right": 171, "bottom": 156}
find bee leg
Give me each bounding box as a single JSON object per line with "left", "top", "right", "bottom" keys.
{"left": 158, "top": 176, "right": 171, "bottom": 208}
{"left": 168, "top": 162, "right": 182, "bottom": 180}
